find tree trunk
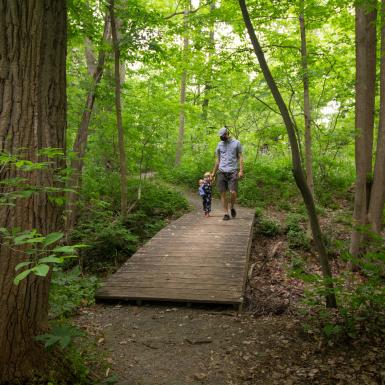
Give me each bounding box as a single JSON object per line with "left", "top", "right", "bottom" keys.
{"left": 350, "top": 1, "right": 377, "bottom": 257}
{"left": 239, "top": 0, "right": 336, "bottom": 307}
{"left": 201, "top": 1, "right": 215, "bottom": 121}
{"left": 65, "top": 17, "right": 109, "bottom": 231}
{"left": 109, "top": 0, "right": 128, "bottom": 218}
{"left": 368, "top": 0, "right": 385, "bottom": 234}
{"left": 299, "top": 5, "right": 314, "bottom": 196}
{"left": 175, "top": 5, "right": 190, "bottom": 166}
{"left": 0, "top": 1, "right": 66, "bottom": 382}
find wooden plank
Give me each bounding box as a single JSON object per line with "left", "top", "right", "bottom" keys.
{"left": 108, "top": 278, "right": 242, "bottom": 286}
{"left": 120, "top": 262, "right": 245, "bottom": 268}
{"left": 127, "top": 254, "right": 247, "bottom": 261}
{"left": 100, "top": 282, "right": 241, "bottom": 291}
{"left": 130, "top": 253, "right": 247, "bottom": 258}
{"left": 111, "top": 271, "right": 243, "bottom": 280}
{"left": 96, "top": 289, "right": 243, "bottom": 304}
{"left": 119, "top": 263, "right": 243, "bottom": 270}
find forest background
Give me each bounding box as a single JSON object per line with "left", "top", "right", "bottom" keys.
{"left": 2, "top": 0, "right": 385, "bottom": 383}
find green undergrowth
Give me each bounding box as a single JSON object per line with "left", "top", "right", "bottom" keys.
{"left": 160, "top": 155, "right": 354, "bottom": 212}
{"left": 49, "top": 266, "right": 99, "bottom": 319}
{"left": 71, "top": 178, "right": 190, "bottom": 274}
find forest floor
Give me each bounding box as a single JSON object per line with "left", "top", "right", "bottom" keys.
{"left": 74, "top": 189, "right": 385, "bottom": 385}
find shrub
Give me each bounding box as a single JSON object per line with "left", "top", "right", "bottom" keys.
{"left": 71, "top": 179, "right": 190, "bottom": 273}
{"left": 284, "top": 213, "right": 309, "bottom": 250}
{"left": 300, "top": 250, "right": 385, "bottom": 340}
{"left": 71, "top": 201, "right": 139, "bottom": 272}
{"left": 256, "top": 216, "right": 281, "bottom": 237}
{"left": 49, "top": 266, "right": 99, "bottom": 318}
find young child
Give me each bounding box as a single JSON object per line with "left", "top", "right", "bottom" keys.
{"left": 198, "top": 172, "right": 212, "bottom": 217}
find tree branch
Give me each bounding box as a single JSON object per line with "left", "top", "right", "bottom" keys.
{"left": 165, "top": 4, "right": 205, "bottom": 20}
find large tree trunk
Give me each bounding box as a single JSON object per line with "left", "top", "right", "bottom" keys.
{"left": 299, "top": 4, "right": 314, "bottom": 196}
{"left": 175, "top": 5, "right": 189, "bottom": 166}
{"left": 350, "top": 1, "right": 377, "bottom": 257}
{"left": 201, "top": 1, "right": 215, "bottom": 121}
{"left": 0, "top": 1, "right": 66, "bottom": 382}
{"left": 368, "top": 0, "right": 385, "bottom": 234}
{"left": 109, "top": 0, "right": 128, "bottom": 218}
{"left": 66, "top": 17, "right": 109, "bottom": 231}
{"left": 239, "top": 0, "right": 336, "bottom": 307}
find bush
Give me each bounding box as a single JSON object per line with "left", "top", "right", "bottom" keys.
{"left": 237, "top": 158, "right": 298, "bottom": 208}
{"left": 49, "top": 267, "right": 99, "bottom": 318}
{"left": 256, "top": 216, "right": 281, "bottom": 237}
{"left": 71, "top": 179, "right": 190, "bottom": 273}
{"left": 71, "top": 200, "right": 139, "bottom": 272}
{"left": 284, "top": 213, "right": 309, "bottom": 250}
{"left": 300, "top": 250, "right": 385, "bottom": 340}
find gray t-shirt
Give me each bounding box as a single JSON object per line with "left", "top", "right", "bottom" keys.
{"left": 216, "top": 138, "right": 243, "bottom": 173}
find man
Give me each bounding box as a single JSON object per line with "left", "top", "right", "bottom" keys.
{"left": 212, "top": 127, "right": 244, "bottom": 220}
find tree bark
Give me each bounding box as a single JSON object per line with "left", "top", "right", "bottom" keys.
{"left": 0, "top": 1, "right": 66, "bottom": 382}
{"left": 65, "top": 17, "right": 109, "bottom": 231}
{"left": 350, "top": 1, "right": 377, "bottom": 257}
{"left": 368, "top": 0, "right": 385, "bottom": 234}
{"left": 175, "top": 5, "right": 190, "bottom": 166}
{"left": 201, "top": 1, "right": 215, "bottom": 121}
{"left": 109, "top": 0, "right": 128, "bottom": 218}
{"left": 299, "top": 5, "right": 314, "bottom": 196}
{"left": 239, "top": 0, "right": 336, "bottom": 307}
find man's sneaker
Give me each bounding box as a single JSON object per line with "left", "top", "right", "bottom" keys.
{"left": 231, "top": 208, "right": 237, "bottom": 218}
{"left": 223, "top": 214, "right": 230, "bottom": 221}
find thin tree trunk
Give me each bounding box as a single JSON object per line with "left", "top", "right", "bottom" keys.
{"left": 0, "top": 1, "right": 66, "bottom": 381}
{"left": 109, "top": 0, "right": 128, "bottom": 218}
{"left": 299, "top": 5, "right": 314, "bottom": 195}
{"left": 201, "top": 1, "right": 215, "bottom": 121}
{"left": 368, "top": 0, "right": 385, "bottom": 234}
{"left": 66, "top": 17, "right": 109, "bottom": 231}
{"left": 350, "top": 1, "right": 377, "bottom": 257}
{"left": 175, "top": 5, "right": 189, "bottom": 166}
{"left": 239, "top": 0, "right": 336, "bottom": 308}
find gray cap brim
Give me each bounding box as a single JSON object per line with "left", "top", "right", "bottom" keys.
{"left": 218, "top": 127, "right": 228, "bottom": 136}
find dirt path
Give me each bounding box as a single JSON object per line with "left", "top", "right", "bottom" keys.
{"left": 77, "top": 304, "right": 301, "bottom": 385}
{"left": 75, "top": 189, "right": 385, "bottom": 385}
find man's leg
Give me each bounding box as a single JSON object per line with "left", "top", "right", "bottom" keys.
{"left": 230, "top": 191, "right": 237, "bottom": 208}
{"left": 230, "top": 172, "right": 238, "bottom": 217}
{"left": 221, "top": 191, "right": 228, "bottom": 214}
{"left": 217, "top": 172, "right": 230, "bottom": 220}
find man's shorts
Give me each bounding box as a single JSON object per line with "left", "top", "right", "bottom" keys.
{"left": 217, "top": 171, "right": 238, "bottom": 193}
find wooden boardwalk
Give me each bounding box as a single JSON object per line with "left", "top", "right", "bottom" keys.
{"left": 96, "top": 201, "right": 255, "bottom": 307}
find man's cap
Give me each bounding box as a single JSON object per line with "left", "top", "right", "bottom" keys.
{"left": 218, "top": 127, "right": 228, "bottom": 137}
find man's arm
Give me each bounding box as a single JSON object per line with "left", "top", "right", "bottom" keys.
{"left": 238, "top": 153, "right": 244, "bottom": 178}
{"left": 212, "top": 158, "right": 219, "bottom": 176}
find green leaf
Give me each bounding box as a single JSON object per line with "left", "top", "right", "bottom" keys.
{"left": 25, "top": 237, "right": 45, "bottom": 244}
{"left": 52, "top": 246, "right": 76, "bottom": 254}
{"left": 32, "top": 264, "right": 50, "bottom": 277}
{"left": 17, "top": 190, "right": 34, "bottom": 198}
{"left": 13, "top": 232, "right": 36, "bottom": 245}
{"left": 35, "top": 325, "right": 84, "bottom": 349}
{"left": 59, "top": 335, "right": 72, "bottom": 349}
{"left": 14, "top": 269, "right": 33, "bottom": 285}
{"left": 38, "top": 256, "right": 64, "bottom": 264}
{"left": 15, "top": 261, "right": 33, "bottom": 271}
{"left": 42, "top": 232, "right": 64, "bottom": 247}
{"left": 35, "top": 334, "right": 61, "bottom": 348}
